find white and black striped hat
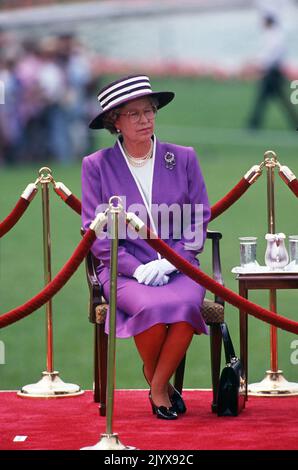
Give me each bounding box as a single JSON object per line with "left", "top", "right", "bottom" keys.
{"left": 89, "top": 74, "right": 175, "bottom": 129}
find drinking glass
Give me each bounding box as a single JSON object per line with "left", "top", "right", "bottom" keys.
{"left": 239, "top": 237, "right": 258, "bottom": 267}
{"left": 289, "top": 235, "right": 298, "bottom": 265}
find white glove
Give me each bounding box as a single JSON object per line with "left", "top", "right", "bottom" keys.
{"left": 133, "top": 263, "right": 169, "bottom": 286}
{"left": 133, "top": 259, "right": 177, "bottom": 286}
{"left": 157, "top": 258, "right": 177, "bottom": 275}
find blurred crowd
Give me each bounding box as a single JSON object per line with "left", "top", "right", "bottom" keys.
{"left": 0, "top": 29, "right": 101, "bottom": 166}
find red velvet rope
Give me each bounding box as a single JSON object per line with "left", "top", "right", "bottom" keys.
{"left": 143, "top": 227, "right": 298, "bottom": 335}
{"left": 0, "top": 198, "right": 30, "bottom": 238}
{"left": 65, "top": 194, "right": 82, "bottom": 215}
{"left": 0, "top": 229, "right": 96, "bottom": 329}
{"left": 210, "top": 178, "right": 250, "bottom": 221}
{"left": 288, "top": 179, "right": 298, "bottom": 198}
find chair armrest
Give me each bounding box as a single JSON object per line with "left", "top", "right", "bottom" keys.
{"left": 207, "top": 230, "right": 224, "bottom": 306}
{"left": 85, "top": 251, "right": 105, "bottom": 323}
{"left": 81, "top": 227, "right": 105, "bottom": 323}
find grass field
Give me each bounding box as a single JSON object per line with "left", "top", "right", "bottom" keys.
{"left": 1, "top": 76, "right": 298, "bottom": 392}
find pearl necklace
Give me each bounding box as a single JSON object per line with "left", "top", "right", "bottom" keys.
{"left": 124, "top": 141, "right": 153, "bottom": 167}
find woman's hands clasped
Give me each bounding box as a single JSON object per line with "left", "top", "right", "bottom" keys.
{"left": 133, "top": 259, "right": 177, "bottom": 286}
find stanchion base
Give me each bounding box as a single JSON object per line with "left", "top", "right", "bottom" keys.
{"left": 248, "top": 370, "right": 298, "bottom": 396}
{"left": 17, "top": 371, "right": 84, "bottom": 398}
{"left": 81, "top": 433, "right": 137, "bottom": 450}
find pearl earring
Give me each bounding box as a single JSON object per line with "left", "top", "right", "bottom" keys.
{"left": 116, "top": 128, "right": 120, "bottom": 133}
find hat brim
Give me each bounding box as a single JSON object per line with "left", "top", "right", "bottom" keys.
{"left": 89, "top": 90, "right": 175, "bottom": 130}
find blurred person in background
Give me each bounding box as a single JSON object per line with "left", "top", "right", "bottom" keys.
{"left": 37, "top": 36, "right": 72, "bottom": 164}
{"left": 16, "top": 39, "right": 47, "bottom": 163}
{"left": 247, "top": 12, "right": 298, "bottom": 130}
{"left": 0, "top": 27, "right": 19, "bottom": 62}
{"left": 56, "top": 32, "right": 94, "bottom": 158}
{"left": 0, "top": 28, "right": 22, "bottom": 165}
{"left": 82, "top": 75, "right": 211, "bottom": 420}
{"left": 0, "top": 27, "right": 6, "bottom": 62}
{"left": 0, "top": 51, "right": 23, "bottom": 166}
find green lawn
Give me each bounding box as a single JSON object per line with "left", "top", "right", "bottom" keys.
{"left": 1, "top": 76, "right": 298, "bottom": 391}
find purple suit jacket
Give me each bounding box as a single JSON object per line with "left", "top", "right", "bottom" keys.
{"left": 81, "top": 136, "right": 211, "bottom": 285}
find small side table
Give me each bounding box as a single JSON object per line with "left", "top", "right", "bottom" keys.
{"left": 236, "top": 272, "right": 298, "bottom": 398}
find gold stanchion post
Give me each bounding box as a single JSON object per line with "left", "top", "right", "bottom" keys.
{"left": 81, "top": 196, "right": 136, "bottom": 450}
{"left": 18, "top": 167, "right": 83, "bottom": 398}
{"left": 248, "top": 151, "right": 298, "bottom": 396}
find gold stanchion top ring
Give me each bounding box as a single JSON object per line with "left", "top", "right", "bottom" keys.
{"left": 264, "top": 150, "right": 278, "bottom": 169}
{"left": 108, "top": 196, "right": 124, "bottom": 213}
{"left": 38, "top": 167, "right": 53, "bottom": 183}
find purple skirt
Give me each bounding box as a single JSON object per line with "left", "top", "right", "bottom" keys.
{"left": 102, "top": 271, "right": 209, "bottom": 338}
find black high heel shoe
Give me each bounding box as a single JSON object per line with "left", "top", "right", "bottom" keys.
{"left": 142, "top": 365, "right": 186, "bottom": 415}
{"left": 169, "top": 388, "right": 187, "bottom": 415}
{"left": 149, "top": 394, "right": 178, "bottom": 420}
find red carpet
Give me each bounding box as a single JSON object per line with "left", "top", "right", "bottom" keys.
{"left": 0, "top": 390, "right": 298, "bottom": 450}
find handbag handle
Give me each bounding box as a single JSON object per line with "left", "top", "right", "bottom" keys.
{"left": 220, "top": 322, "right": 236, "bottom": 363}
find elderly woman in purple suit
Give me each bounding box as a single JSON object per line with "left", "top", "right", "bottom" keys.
{"left": 82, "top": 75, "right": 211, "bottom": 420}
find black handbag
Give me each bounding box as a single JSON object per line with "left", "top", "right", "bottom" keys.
{"left": 217, "top": 322, "right": 246, "bottom": 417}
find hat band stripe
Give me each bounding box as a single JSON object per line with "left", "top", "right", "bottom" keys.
{"left": 98, "top": 75, "right": 150, "bottom": 102}
{"left": 103, "top": 88, "right": 153, "bottom": 111}
{"left": 100, "top": 80, "right": 151, "bottom": 105}
{"left": 100, "top": 82, "right": 151, "bottom": 107}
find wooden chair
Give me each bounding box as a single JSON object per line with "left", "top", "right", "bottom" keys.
{"left": 84, "top": 230, "right": 224, "bottom": 416}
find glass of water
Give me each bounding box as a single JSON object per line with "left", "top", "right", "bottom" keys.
{"left": 239, "top": 237, "right": 258, "bottom": 268}
{"left": 289, "top": 235, "right": 298, "bottom": 265}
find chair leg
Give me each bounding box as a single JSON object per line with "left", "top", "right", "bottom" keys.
{"left": 94, "top": 323, "right": 108, "bottom": 416}
{"left": 209, "top": 323, "right": 222, "bottom": 413}
{"left": 93, "top": 325, "right": 100, "bottom": 403}
{"left": 173, "top": 355, "right": 186, "bottom": 394}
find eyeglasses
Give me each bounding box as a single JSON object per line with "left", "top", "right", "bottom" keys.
{"left": 117, "top": 105, "right": 157, "bottom": 124}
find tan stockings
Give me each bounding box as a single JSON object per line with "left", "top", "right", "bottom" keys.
{"left": 134, "top": 322, "right": 194, "bottom": 408}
